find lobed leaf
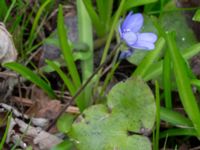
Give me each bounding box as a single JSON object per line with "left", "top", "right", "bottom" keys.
{"left": 69, "top": 77, "right": 156, "bottom": 149}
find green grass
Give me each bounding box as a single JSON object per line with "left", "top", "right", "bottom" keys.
{"left": 0, "top": 113, "right": 12, "bottom": 149}
{"left": 160, "top": 128, "right": 197, "bottom": 139}
{"left": 77, "top": 0, "right": 94, "bottom": 108}
{"left": 57, "top": 5, "right": 81, "bottom": 89}
{"left": 26, "top": 0, "right": 52, "bottom": 49}
{"left": 133, "top": 37, "right": 165, "bottom": 77}
{"left": 3, "top": 0, "right": 16, "bottom": 23}
{"left": 46, "top": 60, "right": 76, "bottom": 95}
{"left": 166, "top": 31, "right": 200, "bottom": 136}
{"left": 4, "top": 62, "right": 56, "bottom": 98}
{"left": 2, "top": 0, "right": 200, "bottom": 149}
{"left": 144, "top": 43, "right": 200, "bottom": 81}
{"left": 160, "top": 107, "right": 193, "bottom": 127}
{"left": 154, "top": 81, "right": 161, "bottom": 150}
{"left": 163, "top": 49, "right": 172, "bottom": 108}
{"left": 99, "top": 0, "right": 126, "bottom": 65}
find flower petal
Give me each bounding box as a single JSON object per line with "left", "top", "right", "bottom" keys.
{"left": 122, "top": 13, "right": 143, "bottom": 32}
{"left": 122, "top": 32, "right": 137, "bottom": 46}
{"left": 137, "top": 33, "right": 157, "bottom": 43}
{"left": 121, "top": 12, "right": 133, "bottom": 30}
{"left": 131, "top": 41, "right": 155, "bottom": 50}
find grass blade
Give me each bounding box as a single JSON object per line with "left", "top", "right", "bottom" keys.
{"left": 82, "top": 0, "right": 104, "bottom": 37}
{"left": 77, "top": 0, "right": 93, "bottom": 108}
{"left": 190, "top": 79, "right": 200, "bottom": 93}
{"left": 160, "top": 128, "right": 197, "bottom": 139}
{"left": 144, "top": 43, "right": 200, "bottom": 81}
{"left": 133, "top": 37, "right": 165, "bottom": 77}
{"left": 154, "top": 81, "right": 160, "bottom": 150}
{"left": 160, "top": 107, "right": 193, "bottom": 127}
{"left": 100, "top": 0, "right": 126, "bottom": 65}
{"left": 163, "top": 50, "right": 172, "bottom": 108}
{"left": 123, "top": 0, "right": 158, "bottom": 12}
{"left": 57, "top": 5, "right": 81, "bottom": 89}
{"left": 46, "top": 60, "right": 76, "bottom": 95}
{"left": 166, "top": 31, "right": 200, "bottom": 136}
{"left": 0, "top": 0, "right": 8, "bottom": 20}
{"left": 4, "top": 62, "right": 56, "bottom": 98}
{"left": 26, "top": 0, "right": 51, "bottom": 48}
{"left": 96, "top": 0, "right": 113, "bottom": 31}
{"left": 193, "top": 9, "right": 200, "bottom": 22}
{"left": 94, "top": 0, "right": 125, "bottom": 90}
{"left": 0, "top": 113, "right": 12, "bottom": 149}
{"left": 3, "top": 0, "right": 16, "bottom": 23}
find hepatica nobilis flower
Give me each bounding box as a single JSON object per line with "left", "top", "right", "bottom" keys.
{"left": 118, "top": 12, "right": 157, "bottom": 59}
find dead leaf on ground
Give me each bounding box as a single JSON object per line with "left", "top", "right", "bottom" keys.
{"left": 26, "top": 87, "right": 61, "bottom": 119}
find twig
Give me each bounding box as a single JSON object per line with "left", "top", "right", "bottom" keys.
{"left": 45, "top": 43, "right": 121, "bottom": 131}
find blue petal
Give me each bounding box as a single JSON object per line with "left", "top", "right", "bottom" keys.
{"left": 122, "top": 32, "right": 137, "bottom": 46}
{"left": 122, "top": 13, "right": 143, "bottom": 32}
{"left": 129, "top": 33, "right": 157, "bottom": 50}
{"left": 137, "top": 33, "right": 157, "bottom": 43}
{"left": 131, "top": 41, "right": 155, "bottom": 50}
{"left": 121, "top": 12, "right": 133, "bottom": 30}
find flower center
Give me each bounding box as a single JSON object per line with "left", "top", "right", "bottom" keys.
{"left": 123, "top": 28, "right": 131, "bottom": 32}
{"left": 122, "top": 31, "right": 137, "bottom": 45}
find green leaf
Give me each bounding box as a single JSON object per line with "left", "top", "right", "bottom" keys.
{"left": 51, "top": 140, "right": 73, "bottom": 150}
{"left": 42, "top": 61, "right": 61, "bottom": 73}
{"left": 123, "top": 0, "right": 158, "bottom": 11}
{"left": 160, "top": 11, "right": 197, "bottom": 50}
{"left": 100, "top": 0, "right": 126, "bottom": 65}
{"left": 46, "top": 60, "right": 76, "bottom": 95}
{"left": 160, "top": 107, "right": 193, "bottom": 128}
{"left": 0, "top": 0, "right": 8, "bottom": 20}
{"left": 27, "top": 0, "right": 51, "bottom": 48}
{"left": 3, "top": 0, "right": 16, "bottom": 23}
{"left": 70, "top": 104, "right": 151, "bottom": 150}
{"left": 56, "top": 113, "right": 75, "bottom": 133}
{"left": 144, "top": 0, "right": 171, "bottom": 13}
{"left": 132, "top": 37, "right": 165, "bottom": 78}
{"left": 193, "top": 9, "right": 200, "bottom": 22}
{"left": 69, "top": 77, "right": 156, "bottom": 149}
{"left": 144, "top": 43, "right": 200, "bottom": 81}
{"left": 44, "top": 33, "right": 91, "bottom": 61}
{"left": 107, "top": 77, "right": 156, "bottom": 131}
{"left": 154, "top": 81, "right": 160, "bottom": 150}
{"left": 160, "top": 128, "right": 197, "bottom": 139}
{"left": 82, "top": 0, "right": 105, "bottom": 37}
{"left": 142, "top": 9, "right": 197, "bottom": 82}
{"left": 0, "top": 113, "right": 12, "bottom": 149}
{"left": 163, "top": 50, "right": 172, "bottom": 108}
{"left": 57, "top": 5, "right": 81, "bottom": 89}
{"left": 77, "top": 0, "right": 94, "bottom": 108}
{"left": 166, "top": 31, "right": 200, "bottom": 136}
{"left": 96, "top": 0, "right": 113, "bottom": 31}
{"left": 4, "top": 62, "right": 56, "bottom": 98}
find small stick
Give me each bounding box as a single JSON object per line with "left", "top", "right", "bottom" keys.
{"left": 45, "top": 43, "right": 121, "bottom": 131}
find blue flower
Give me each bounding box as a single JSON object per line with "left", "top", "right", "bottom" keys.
{"left": 118, "top": 12, "right": 157, "bottom": 59}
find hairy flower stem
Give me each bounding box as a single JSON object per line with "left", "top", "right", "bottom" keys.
{"left": 46, "top": 43, "right": 121, "bottom": 131}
